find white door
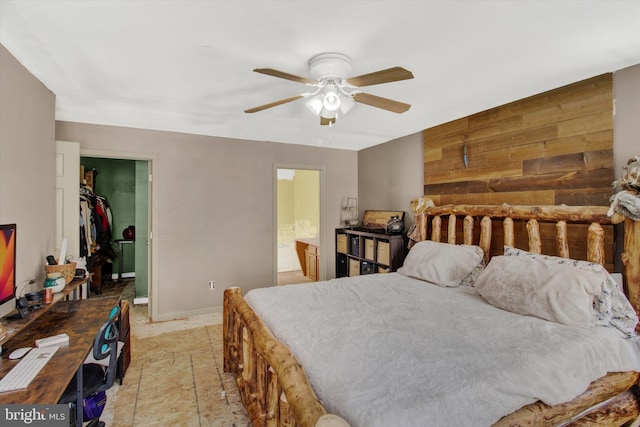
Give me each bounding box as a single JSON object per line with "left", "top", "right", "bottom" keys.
{"left": 55, "top": 141, "right": 80, "bottom": 262}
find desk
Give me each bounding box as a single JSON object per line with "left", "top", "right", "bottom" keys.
{"left": 114, "top": 239, "right": 134, "bottom": 282}
{"left": 0, "top": 296, "right": 120, "bottom": 426}
{"left": 0, "top": 276, "right": 90, "bottom": 347}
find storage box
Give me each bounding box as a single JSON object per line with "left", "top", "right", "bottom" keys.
{"left": 378, "top": 266, "right": 390, "bottom": 274}
{"left": 350, "top": 236, "right": 360, "bottom": 257}
{"left": 361, "top": 261, "right": 374, "bottom": 275}
{"left": 337, "top": 255, "right": 348, "bottom": 276}
{"left": 44, "top": 262, "right": 77, "bottom": 285}
{"left": 377, "top": 241, "right": 390, "bottom": 265}
{"left": 337, "top": 234, "right": 348, "bottom": 254}
{"left": 364, "top": 239, "right": 374, "bottom": 260}
{"left": 349, "top": 259, "right": 360, "bottom": 276}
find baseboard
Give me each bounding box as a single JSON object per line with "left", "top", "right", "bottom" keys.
{"left": 111, "top": 272, "right": 136, "bottom": 280}
{"left": 153, "top": 306, "right": 223, "bottom": 322}
{"left": 133, "top": 297, "right": 149, "bottom": 305}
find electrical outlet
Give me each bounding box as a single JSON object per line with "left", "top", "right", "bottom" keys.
{"left": 208, "top": 280, "right": 215, "bottom": 290}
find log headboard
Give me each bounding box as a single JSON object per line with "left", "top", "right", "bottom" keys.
{"left": 411, "top": 201, "right": 640, "bottom": 325}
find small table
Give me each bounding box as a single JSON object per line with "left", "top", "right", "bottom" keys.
{"left": 114, "top": 239, "right": 134, "bottom": 282}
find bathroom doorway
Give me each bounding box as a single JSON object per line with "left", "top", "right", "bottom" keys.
{"left": 275, "top": 167, "right": 323, "bottom": 285}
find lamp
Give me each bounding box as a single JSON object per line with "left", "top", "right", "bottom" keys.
{"left": 339, "top": 94, "right": 355, "bottom": 115}
{"left": 343, "top": 197, "right": 359, "bottom": 227}
{"left": 322, "top": 110, "right": 336, "bottom": 120}
{"left": 305, "top": 94, "right": 323, "bottom": 115}
{"left": 322, "top": 84, "right": 341, "bottom": 111}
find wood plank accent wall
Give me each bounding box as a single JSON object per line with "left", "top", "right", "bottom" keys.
{"left": 423, "top": 73, "right": 614, "bottom": 207}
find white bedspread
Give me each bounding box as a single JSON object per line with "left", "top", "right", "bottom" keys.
{"left": 245, "top": 273, "right": 640, "bottom": 427}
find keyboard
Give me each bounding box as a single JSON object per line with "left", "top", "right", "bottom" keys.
{"left": 0, "top": 346, "right": 60, "bottom": 392}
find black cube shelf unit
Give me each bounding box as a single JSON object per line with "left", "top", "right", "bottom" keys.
{"left": 335, "top": 228, "right": 407, "bottom": 278}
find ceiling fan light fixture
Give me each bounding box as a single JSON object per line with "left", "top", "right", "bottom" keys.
{"left": 321, "top": 109, "right": 336, "bottom": 119}
{"left": 322, "top": 86, "right": 341, "bottom": 111}
{"left": 245, "top": 52, "right": 414, "bottom": 126}
{"left": 339, "top": 94, "right": 355, "bottom": 115}
{"left": 305, "top": 94, "right": 323, "bottom": 115}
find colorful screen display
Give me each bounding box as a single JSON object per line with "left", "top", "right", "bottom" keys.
{"left": 0, "top": 224, "right": 16, "bottom": 305}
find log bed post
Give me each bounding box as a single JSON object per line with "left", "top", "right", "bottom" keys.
{"left": 587, "top": 223, "right": 605, "bottom": 266}
{"left": 479, "top": 216, "right": 492, "bottom": 263}
{"left": 432, "top": 215, "right": 442, "bottom": 242}
{"left": 623, "top": 218, "right": 640, "bottom": 330}
{"left": 419, "top": 213, "right": 427, "bottom": 242}
{"left": 448, "top": 214, "right": 456, "bottom": 244}
{"left": 556, "top": 220, "right": 570, "bottom": 259}
{"left": 463, "top": 216, "right": 474, "bottom": 245}
{"left": 527, "top": 219, "right": 542, "bottom": 254}
{"left": 504, "top": 217, "right": 514, "bottom": 248}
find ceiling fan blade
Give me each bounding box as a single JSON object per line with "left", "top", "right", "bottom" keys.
{"left": 346, "top": 66, "right": 414, "bottom": 87}
{"left": 320, "top": 116, "right": 336, "bottom": 126}
{"left": 253, "top": 68, "right": 318, "bottom": 85}
{"left": 353, "top": 92, "right": 411, "bottom": 114}
{"left": 244, "top": 95, "right": 305, "bottom": 113}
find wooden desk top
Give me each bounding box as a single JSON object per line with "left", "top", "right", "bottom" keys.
{"left": 0, "top": 276, "right": 90, "bottom": 346}
{"left": 0, "top": 295, "right": 120, "bottom": 404}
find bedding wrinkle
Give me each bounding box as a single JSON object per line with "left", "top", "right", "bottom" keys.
{"left": 244, "top": 273, "right": 640, "bottom": 427}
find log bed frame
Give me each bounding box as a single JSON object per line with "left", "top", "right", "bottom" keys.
{"left": 224, "top": 204, "right": 640, "bottom": 427}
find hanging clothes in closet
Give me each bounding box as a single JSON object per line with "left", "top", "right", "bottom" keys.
{"left": 80, "top": 168, "right": 116, "bottom": 294}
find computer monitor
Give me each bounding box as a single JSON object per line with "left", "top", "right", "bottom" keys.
{"left": 0, "top": 223, "right": 17, "bottom": 306}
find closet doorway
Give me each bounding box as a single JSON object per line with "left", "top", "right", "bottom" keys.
{"left": 81, "top": 150, "right": 157, "bottom": 321}
{"left": 275, "top": 166, "right": 324, "bottom": 285}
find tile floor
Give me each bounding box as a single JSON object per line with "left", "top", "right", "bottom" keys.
{"left": 99, "top": 282, "right": 251, "bottom": 427}
{"left": 277, "top": 269, "right": 313, "bottom": 285}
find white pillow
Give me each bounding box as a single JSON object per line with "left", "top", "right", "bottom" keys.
{"left": 503, "top": 246, "right": 638, "bottom": 336}
{"left": 475, "top": 255, "right": 604, "bottom": 328}
{"left": 397, "top": 241, "right": 484, "bottom": 287}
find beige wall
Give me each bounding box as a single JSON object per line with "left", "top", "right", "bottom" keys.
{"left": 358, "top": 132, "right": 424, "bottom": 228}
{"left": 0, "top": 45, "right": 56, "bottom": 318}
{"left": 613, "top": 64, "right": 640, "bottom": 177}
{"left": 55, "top": 121, "right": 357, "bottom": 320}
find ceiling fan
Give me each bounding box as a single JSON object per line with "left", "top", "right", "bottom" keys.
{"left": 244, "top": 53, "right": 414, "bottom": 126}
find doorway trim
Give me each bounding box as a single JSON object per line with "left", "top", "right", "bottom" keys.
{"left": 273, "top": 164, "right": 326, "bottom": 285}
{"left": 80, "top": 148, "right": 158, "bottom": 322}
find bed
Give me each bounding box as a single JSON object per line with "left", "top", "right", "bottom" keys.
{"left": 224, "top": 202, "right": 640, "bottom": 427}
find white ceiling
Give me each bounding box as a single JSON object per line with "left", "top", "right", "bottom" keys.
{"left": 1, "top": 1, "right": 640, "bottom": 151}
